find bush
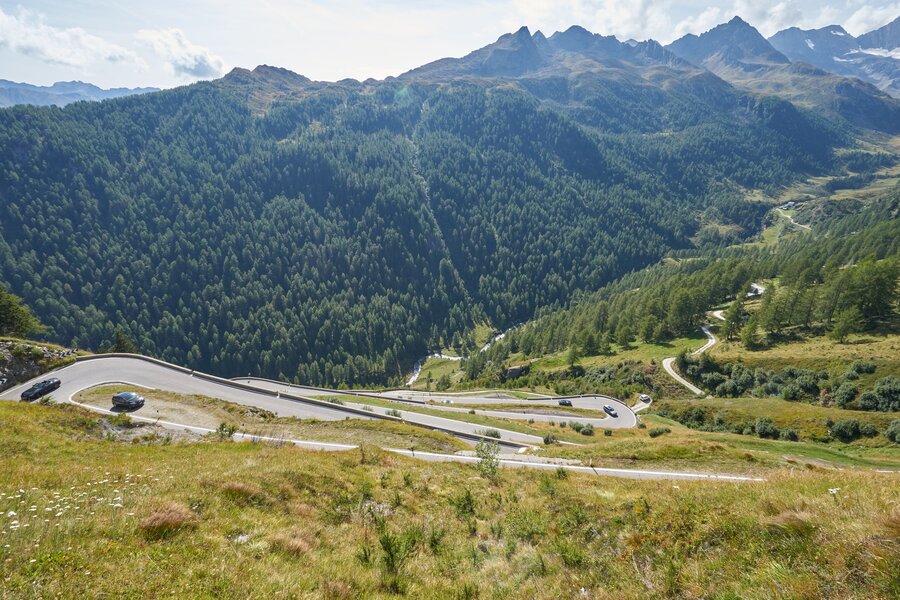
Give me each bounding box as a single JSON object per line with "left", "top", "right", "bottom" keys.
{"left": 779, "top": 428, "right": 799, "bottom": 442}
{"left": 214, "top": 422, "right": 237, "bottom": 440}
{"left": 755, "top": 417, "right": 780, "bottom": 439}
{"left": 478, "top": 429, "right": 501, "bottom": 439}
{"left": 450, "top": 489, "right": 476, "bottom": 518}
{"left": 542, "top": 433, "right": 558, "bottom": 445}
{"left": 385, "top": 409, "right": 402, "bottom": 418}
{"left": 886, "top": 420, "right": 900, "bottom": 443}
{"left": 832, "top": 382, "right": 857, "bottom": 408}
{"left": 648, "top": 427, "right": 671, "bottom": 438}
{"left": 845, "top": 361, "right": 876, "bottom": 378}
{"left": 830, "top": 419, "right": 862, "bottom": 442}
{"left": 475, "top": 439, "right": 500, "bottom": 479}
{"left": 602, "top": 428, "right": 611, "bottom": 437}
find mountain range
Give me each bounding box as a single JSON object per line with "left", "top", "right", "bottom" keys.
{"left": 0, "top": 16, "right": 897, "bottom": 385}
{"left": 666, "top": 16, "right": 900, "bottom": 132}
{"left": 0, "top": 80, "right": 158, "bottom": 108}
{"left": 767, "top": 17, "right": 900, "bottom": 97}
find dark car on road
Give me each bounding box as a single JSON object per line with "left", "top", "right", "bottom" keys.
{"left": 20, "top": 378, "right": 61, "bottom": 401}
{"left": 602, "top": 404, "right": 618, "bottom": 418}
{"left": 112, "top": 391, "right": 144, "bottom": 409}
{"left": 558, "top": 399, "right": 573, "bottom": 407}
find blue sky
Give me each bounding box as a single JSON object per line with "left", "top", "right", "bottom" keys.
{"left": 1, "top": 1, "right": 897, "bottom": 88}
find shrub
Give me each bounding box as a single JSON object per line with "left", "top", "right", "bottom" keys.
{"left": 779, "top": 428, "right": 799, "bottom": 442}
{"left": 859, "top": 423, "right": 879, "bottom": 437}
{"left": 872, "top": 376, "right": 900, "bottom": 412}
{"left": 886, "top": 420, "right": 900, "bottom": 443}
{"left": 139, "top": 502, "right": 196, "bottom": 539}
{"left": 846, "top": 360, "right": 876, "bottom": 378}
{"left": 781, "top": 384, "right": 801, "bottom": 401}
{"left": 475, "top": 439, "right": 500, "bottom": 480}
{"left": 580, "top": 424, "right": 595, "bottom": 436}
{"left": 602, "top": 428, "right": 611, "bottom": 437}
{"left": 214, "top": 422, "right": 237, "bottom": 440}
{"left": 833, "top": 382, "right": 857, "bottom": 408}
{"left": 385, "top": 409, "right": 402, "bottom": 418}
{"left": 450, "top": 489, "right": 476, "bottom": 518}
{"left": 378, "top": 527, "right": 421, "bottom": 593}
{"left": 542, "top": 433, "right": 558, "bottom": 444}
{"left": 755, "top": 417, "right": 780, "bottom": 439}
{"left": 715, "top": 380, "right": 740, "bottom": 397}
{"left": 648, "top": 427, "right": 671, "bottom": 438}
{"left": 830, "top": 419, "right": 862, "bottom": 442}
{"left": 478, "top": 429, "right": 501, "bottom": 439}
{"left": 108, "top": 412, "right": 134, "bottom": 428}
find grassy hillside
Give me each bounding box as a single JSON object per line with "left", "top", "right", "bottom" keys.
{"left": 0, "top": 402, "right": 898, "bottom": 598}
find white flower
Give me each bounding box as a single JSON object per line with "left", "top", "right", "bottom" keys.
{"left": 828, "top": 487, "right": 840, "bottom": 495}
{"left": 6, "top": 511, "right": 15, "bottom": 517}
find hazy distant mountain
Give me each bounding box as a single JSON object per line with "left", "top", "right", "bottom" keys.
{"left": 0, "top": 80, "right": 159, "bottom": 108}
{"left": 858, "top": 16, "right": 900, "bottom": 50}
{"left": 667, "top": 16, "right": 790, "bottom": 71}
{"left": 769, "top": 24, "right": 900, "bottom": 97}
{"left": 667, "top": 17, "right": 900, "bottom": 132}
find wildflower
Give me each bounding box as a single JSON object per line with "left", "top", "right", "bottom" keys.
{"left": 6, "top": 511, "right": 15, "bottom": 517}
{"left": 828, "top": 488, "right": 840, "bottom": 495}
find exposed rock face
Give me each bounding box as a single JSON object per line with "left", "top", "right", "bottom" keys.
{"left": 0, "top": 341, "right": 78, "bottom": 392}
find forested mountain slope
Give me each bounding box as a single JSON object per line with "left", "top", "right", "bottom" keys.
{"left": 0, "top": 26, "right": 886, "bottom": 386}
{"left": 474, "top": 184, "right": 899, "bottom": 369}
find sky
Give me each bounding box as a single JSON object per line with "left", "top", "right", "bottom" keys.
{"left": 1, "top": 0, "right": 897, "bottom": 89}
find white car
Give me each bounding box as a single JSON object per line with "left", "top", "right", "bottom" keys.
{"left": 639, "top": 394, "right": 651, "bottom": 403}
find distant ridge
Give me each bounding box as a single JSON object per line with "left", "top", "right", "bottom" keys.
{"left": 0, "top": 80, "right": 158, "bottom": 108}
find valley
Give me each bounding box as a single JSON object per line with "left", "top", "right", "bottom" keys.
{"left": 0, "top": 8, "right": 898, "bottom": 598}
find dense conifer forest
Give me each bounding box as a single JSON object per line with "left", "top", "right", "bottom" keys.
{"left": 0, "top": 54, "right": 881, "bottom": 385}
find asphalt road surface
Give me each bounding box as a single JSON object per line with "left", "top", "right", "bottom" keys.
{"left": 0, "top": 355, "right": 775, "bottom": 482}
{"left": 236, "top": 378, "right": 637, "bottom": 428}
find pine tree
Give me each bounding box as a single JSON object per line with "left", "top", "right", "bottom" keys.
{"left": 723, "top": 298, "right": 743, "bottom": 340}
{"left": 740, "top": 315, "right": 759, "bottom": 349}
{"left": 828, "top": 306, "right": 863, "bottom": 343}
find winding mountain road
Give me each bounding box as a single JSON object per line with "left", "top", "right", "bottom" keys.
{"left": 661, "top": 320, "right": 719, "bottom": 396}
{"left": 0, "top": 354, "right": 767, "bottom": 482}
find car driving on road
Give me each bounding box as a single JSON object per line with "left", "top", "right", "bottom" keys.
{"left": 20, "top": 378, "right": 61, "bottom": 401}
{"left": 558, "top": 399, "right": 573, "bottom": 407}
{"left": 602, "top": 404, "right": 618, "bottom": 418}
{"left": 639, "top": 394, "right": 651, "bottom": 403}
{"left": 112, "top": 391, "right": 144, "bottom": 409}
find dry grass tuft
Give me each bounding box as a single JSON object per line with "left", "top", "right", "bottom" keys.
{"left": 765, "top": 510, "right": 816, "bottom": 537}
{"left": 139, "top": 502, "right": 196, "bottom": 538}
{"left": 271, "top": 530, "right": 314, "bottom": 555}
{"left": 320, "top": 579, "right": 355, "bottom": 599}
{"left": 221, "top": 480, "right": 269, "bottom": 505}
{"left": 879, "top": 507, "right": 900, "bottom": 539}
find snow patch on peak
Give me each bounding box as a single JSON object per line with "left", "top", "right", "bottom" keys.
{"left": 805, "top": 39, "right": 815, "bottom": 50}
{"left": 855, "top": 47, "right": 900, "bottom": 59}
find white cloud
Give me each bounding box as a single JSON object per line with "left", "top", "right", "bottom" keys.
{"left": 674, "top": 7, "right": 723, "bottom": 39}
{"left": 510, "top": 0, "right": 672, "bottom": 42}
{"left": 844, "top": 2, "right": 900, "bottom": 36}
{"left": 136, "top": 28, "right": 226, "bottom": 79}
{"left": 727, "top": 0, "right": 802, "bottom": 36}
{"left": 0, "top": 6, "right": 140, "bottom": 67}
